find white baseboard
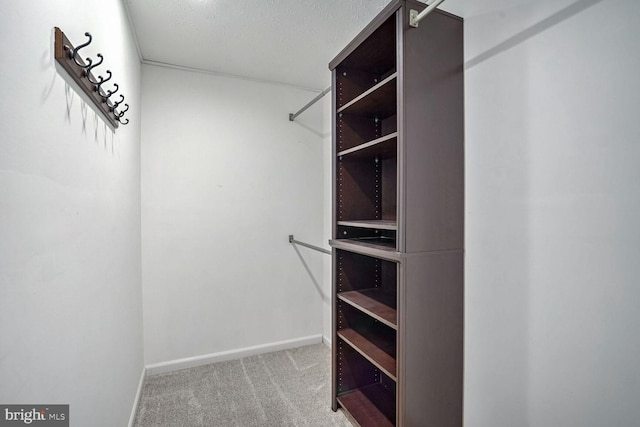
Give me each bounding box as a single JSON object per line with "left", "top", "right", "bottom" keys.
{"left": 128, "top": 367, "right": 146, "bottom": 427}
{"left": 322, "top": 335, "right": 332, "bottom": 348}
{"left": 145, "top": 334, "right": 323, "bottom": 376}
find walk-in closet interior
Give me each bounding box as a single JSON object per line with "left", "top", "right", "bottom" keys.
{"left": 1, "top": 1, "right": 639, "bottom": 426}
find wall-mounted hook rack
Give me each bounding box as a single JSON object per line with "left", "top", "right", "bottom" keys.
{"left": 54, "top": 27, "right": 130, "bottom": 129}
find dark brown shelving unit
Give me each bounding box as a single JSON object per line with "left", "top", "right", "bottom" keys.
{"left": 330, "top": 1, "right": 464, "bottom": 426}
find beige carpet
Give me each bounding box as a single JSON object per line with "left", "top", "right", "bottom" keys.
{"left": 134, "top": 343, "right": 352, "bottom": 427}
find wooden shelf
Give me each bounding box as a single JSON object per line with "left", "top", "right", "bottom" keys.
{"left": 337, "top": 73, "right": 397, "bottom": 119}
{"left": 337, "top": 384, "right": 396, "bottom": 427}
{"left": 337, "top": 132, "right": 397, "bottom": 159}
{"left": 336, "top": 68, "right": 397, "bottom": 110}
{"left": 339, "top": 237, "right": 396, "bottom": 250}
{"left": 337, "top": 220, "right": 397, "bottom": 231}
{"left": 330, "top": 238, "right": 400, "bottom": 262}
{"left": 339, "top": 289, "right": 397, "bottom": 329}
{"left": 338, "top": 328, "right": 396, "bottom": 380}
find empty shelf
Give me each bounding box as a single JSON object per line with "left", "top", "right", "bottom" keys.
{"left": 337, "top": 73, "right": 397, "bottom": 119}
{"left": 338, "top": 132, "right": 398, "bottom": 159}
{"left": 337, "top": 220, "right": 397, "bottom": 231}
{"left": 339, "top": 289, "right": 397, "bottom": 329}
{"left": 329, "top": 238, "right": 400, "bottom": 262}
{"left": 340, "top": 237, "right": 396, "bottom": 250}
{"left": 338, "top": 384, "right": 396, "bottom": 427}
{"left": 338, "top": 328, "right": 396, "bottom": 380}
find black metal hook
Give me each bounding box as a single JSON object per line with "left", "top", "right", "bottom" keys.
{"left": 71, "top": 32, "right": 92, "bottom": 68}
{"left": 102, "top": 83, "right": 119, "bottom": 101}
{"left": 87, "top": 69, "right": 102, "bottom": 86}
{"left": 85, "top": 53, "right": 103, "bottom": 77}
{"left": 116, "top": 104, "right": 129, "bottom": 117}
{"left": 64, "top": 44, "right": 92, "bottom": 69}
{"left": 111, "top": 95, "right": 125, "bottom": 111}
{"left": 90, "top": 70, "right": 112, "bottom": 91}
{"left": 117, "top": 116, "right": 129, "bottom": 125}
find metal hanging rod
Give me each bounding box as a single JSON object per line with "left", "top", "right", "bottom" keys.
{"left": 289, "top": 87, "right": 331, "bottom": 121}
{"left": 409, "top": 0, "right": 447, "bottom": 28}
{"left": 289, "top": 235, "right": 331, "bottom": 255}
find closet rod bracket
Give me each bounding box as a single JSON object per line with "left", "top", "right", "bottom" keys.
{"left": 409, "top": 0, "right": 447, "bottom": 28}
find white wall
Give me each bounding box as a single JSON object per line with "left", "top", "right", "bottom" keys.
{"left": 0, "top": 1, "right": 143, "bottom": 426}
{"left": 464, "top": 0, "right": 640, "bottom": 426}
{"left": 141, "top": 64, "right": 326, "bottom": 365}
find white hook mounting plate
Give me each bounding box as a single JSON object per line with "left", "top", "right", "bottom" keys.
{"left": 409, "top": 9, "right": 420, "bottom": 28}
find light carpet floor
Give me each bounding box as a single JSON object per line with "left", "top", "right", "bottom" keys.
{"left": 134, "top": 343, "right": 353, "bottom": 427}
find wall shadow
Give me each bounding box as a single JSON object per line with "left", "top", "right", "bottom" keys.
{"left": 465, "top": 0, "right": 606, "bottom": 70}
{"left": 291, "top": 244, "right": 329, "bottom": 302}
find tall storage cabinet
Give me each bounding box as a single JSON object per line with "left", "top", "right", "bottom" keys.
{"left": 328, "top": 1, "right": 463, "bottom": 426}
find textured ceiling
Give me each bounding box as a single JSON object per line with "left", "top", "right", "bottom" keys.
{"left": 124, "top": 0, "right": 522, "bottom": 91}
{"left": 125, "top": 0, "right": 397, "bottom": 91}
